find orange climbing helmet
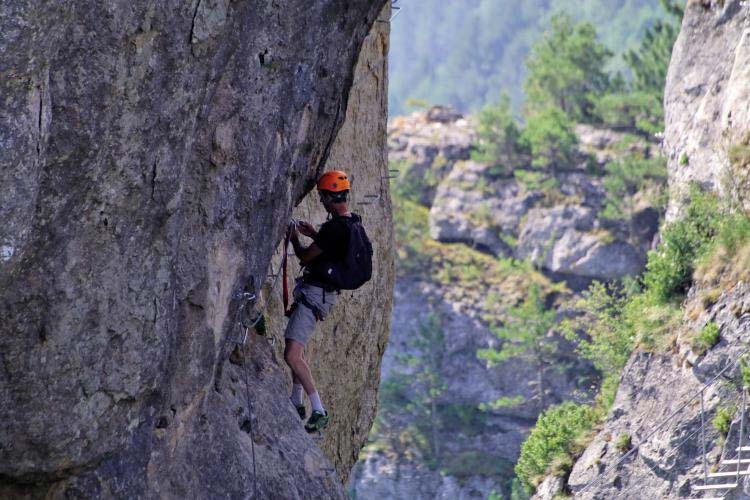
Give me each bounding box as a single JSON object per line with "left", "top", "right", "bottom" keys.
{"left": 316, "top": 170, "right": 350, "bottom": 193}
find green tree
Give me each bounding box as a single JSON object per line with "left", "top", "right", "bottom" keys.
{"left": 600, "top": 147, "right": 667, "bottom": 240}
{"left": 515, "top": 401, "right": 598, "bottom": 490}
{"left": 478, "top": 284, "right": 559, "bottom": 408}
{"left": 596, "top": 0, "right": 682, "bottom": 134}
{"left": 520, "top": 106, "right": 578, "bottom": 170}
{"left": 624, "top": 0, "right": 683, "bottom": 96}
{"left": 400, "top": 313, "right": 447, "bottom": 466}
{"left": 593, "top": 91, "right": 664, "bottom": 134}
{"left": 471, "top": 93, "right": 526, "bottom": 174}
{"left": 562, "top": 280, "right": 639, "bottom": 408}
{"left": 524, "top": 14, "right": 613, "bottom": 122}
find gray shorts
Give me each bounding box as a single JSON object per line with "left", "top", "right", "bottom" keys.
{"left": 284, "top": 282, "right": 337, "bottom": 347}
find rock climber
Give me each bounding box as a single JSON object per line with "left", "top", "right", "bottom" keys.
{"left": 283, "top": 170, "right": 372, "bottom": 433}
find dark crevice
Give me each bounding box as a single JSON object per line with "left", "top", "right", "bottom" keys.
{"left": 150, "top": 161, "right": 157, "bottom": 200}
{"left": 36, "top": 82, "right": 44, "bottom": 156}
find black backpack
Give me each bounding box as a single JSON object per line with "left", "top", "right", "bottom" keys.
{"left": 313, "top": 214, "right": 373, "bottom": 290}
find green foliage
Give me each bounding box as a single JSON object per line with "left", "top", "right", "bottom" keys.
{"left": 480, "top": 395, "right": 525, "bottom": 411}
{"left": 471, "top": 94, "right": 526, "bottom": 173}
{"left": 741, "top": 356, "right": 750, "bottom": 390}
{"left": 692, "top": 322, "right": 720, "bottom": 354}
{"left": 509, "top": 479, "right": 531, "bottom": 500}
{"left": 565, "top": 281, "right": 635, "bottom": 379}
{"left": 679, "top": 152, "right": 689, "bottom": 166}
{"left": 729, "top": 142, "right": 750, "bottom": 170}
{"left": 390, "top": 159, "right": 425, "bottom": 205}
{"left": 401, "top": 314, "right": 448, "bottom": 464}
{"left": 615, "top": 433, "right": 632, "bottom": 453}
{"left": 478, "top": 284, "right": 559, "bottom": 407}
{"left": 514, "top": 169, "right": 560, "bottom": 192}
{"left": 524, "top": 14, "right": 613, "bottom": 121}
{"left": 643, "top": 188, "right": 722, "bottom": 302}
{"left": 600, "top": 151, "right": 667, "bottom": 225}
{"left": 623, "top": 1, "right": 681, "bottom": 96}
{"left": 593, "top": 91, "right": 664, "bottom": 135}
{"left": 515, "top": 402, "right": 598, "bottom": 489}
{"left": 520, "top": 107, "right": 578, "bottom": 169}
{"left": 713, "top": 405, "right": 736, "bottom": 438}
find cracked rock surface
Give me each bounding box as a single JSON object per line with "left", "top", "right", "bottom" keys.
{"left": 0, "top": 0, "right": 391, "bottom": 497}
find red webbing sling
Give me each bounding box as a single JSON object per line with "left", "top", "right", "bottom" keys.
{"left": 282, "top": 226, "right": 291, "bottom": 315}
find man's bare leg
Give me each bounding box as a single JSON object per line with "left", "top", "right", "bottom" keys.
{"left": 284, "top": 339, "right": 316, "bottom": 394}
{"left": 284, "top": 339, "right": 325, "bottom": 414}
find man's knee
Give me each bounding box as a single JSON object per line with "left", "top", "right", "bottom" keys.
{"left": 284, "top": 342, "right": 303, "bottom": 366}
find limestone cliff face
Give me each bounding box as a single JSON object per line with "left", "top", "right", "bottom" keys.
{"left": 663, "top": 0, "right": 750, "bottom": 219}
{"left": 557, "top": 3, "right": 750, "bottom": 499}
{"left": 270, "top": 9, "right": 394, "bottom": 486}
{"left": 0, "top": 1, "right": 390, "bottom": 498}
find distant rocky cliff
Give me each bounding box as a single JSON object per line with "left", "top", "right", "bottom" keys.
{"left": 389, "top": 109, "right": 660, "bottom": 287}
{"left": 556, "top": 2, "right": 750, "bottom": 499}
{"left": 0, "top": 1, "right": 391, "bottom": 498}
{"left": 349, "top": 105, "right": 663, "bottom": 498}
{"left": 663, "top": 0, "right": 750, "bottom": 219}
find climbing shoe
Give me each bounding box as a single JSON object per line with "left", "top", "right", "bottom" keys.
{"left": 305, "top": 410, "right": 329, "bottom": 433}
{"left": 296, "top": 404, "right": 306, "bottom": 420}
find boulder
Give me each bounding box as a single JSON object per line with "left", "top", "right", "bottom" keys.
{"left": 518, "top": 206, "right": 645, "bottom": 281}
{"left": 429, "top": 161, "right": 540, "bottom": 256}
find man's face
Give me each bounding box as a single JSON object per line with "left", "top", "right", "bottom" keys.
{"left": 319, "top": 191, "right": 332, "bottom": 211}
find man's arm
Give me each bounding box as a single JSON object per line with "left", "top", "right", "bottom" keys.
{"left": 290, "top": 227, "right": 323, "bottom": 265}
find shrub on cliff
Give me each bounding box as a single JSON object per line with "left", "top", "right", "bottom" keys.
{"left": 644, "top": 187, "right": 721, "bottom": 302}
{"left": 472, "top": 93, "right": 526, "bottom": 174}
{"left": 515, "top": 401, "right": 598, "bottom": 490}
{"left": 520, "top": 107, "right": 578, "bottom": 170}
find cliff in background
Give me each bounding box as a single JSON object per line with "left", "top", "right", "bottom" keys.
{"left": 0, "top": 1, "right": 391, "bottom": 498}
{"left": 349, "top": 107, "right": 664, "bottom": 499}
{"left": 558, "top": 2, "right": 750, "bottom": 499}
{"left": 663, "top": 0, "right": 750, "bottom": 219}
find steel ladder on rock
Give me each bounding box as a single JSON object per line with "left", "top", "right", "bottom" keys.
{"left": 577, "top": 343, "right": 750, "bottom": 499}
{"left": 689, "top": 386, "right": 749, "bottom": 499}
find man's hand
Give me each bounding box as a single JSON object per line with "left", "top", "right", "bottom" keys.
{"left": 297, "top": 221, "right": 317, "bottom": 238}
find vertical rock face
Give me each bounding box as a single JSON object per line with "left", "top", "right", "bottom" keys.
{"left": 0, "top": 0, "right": 390, "bottom": 498}
{"left": 273, "top": 6, "right": 394, "bottom": 485}
{"left": 663, "top": 0, "right": 750, "bottom": 219}
{"left": 564, "top": 3, "right": 750, "bottom": 499}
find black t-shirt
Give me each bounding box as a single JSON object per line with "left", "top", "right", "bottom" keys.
{"left": 305, "top": 216, "right": 351, "bottom": 284}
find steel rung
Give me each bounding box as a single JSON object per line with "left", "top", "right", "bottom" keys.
{"left": 693, "top": 483, "right": 738, "bottom": 490}
{"left": 707, "top": 470, "right": 750, "bottom": 477}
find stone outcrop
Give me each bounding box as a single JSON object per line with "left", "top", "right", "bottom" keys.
{"left": 663, "top": 0, "right": 750, "bottom": 219}
{"left": 567, "top": 285, "right": 750, "bottom": 499}
{"left": 0, "top": 1, "right": 392, "bottom": 498}
{"left": 562, "top": 3, "right": 750, "bottom": 498}
{"left": 388, "top": 108, "right": 476, "bottom": 205}
{"left": 392, "top": 108, "right": 658, "bottom": 285}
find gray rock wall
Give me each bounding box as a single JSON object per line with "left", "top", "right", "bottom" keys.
{"left": 663, "top": 0, "right": 750, "bottom": 219}
{"left": 0, "top": 0, "right": 390, "bottom": 497}
{"left": 565, "top": 3, "right": 750, "bottom": 498}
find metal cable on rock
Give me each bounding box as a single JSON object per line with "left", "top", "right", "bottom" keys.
{"left": 229, "top": 229, "right": 295, "bottom": 498}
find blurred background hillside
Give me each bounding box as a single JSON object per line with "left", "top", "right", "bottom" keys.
{"left": 389, "top": 0, "right": 670, "bottom": 115}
